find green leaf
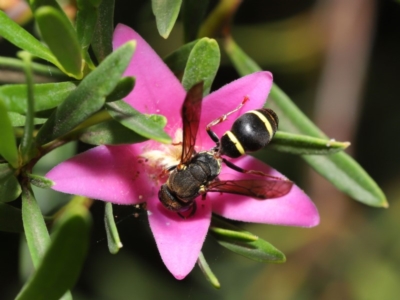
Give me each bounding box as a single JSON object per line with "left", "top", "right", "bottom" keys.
{"left": 198, "top": 0, "right": 236, "bottom": 38}
{"left": 224, "top": 37, "right": 388, "bottom": 208}
{"left": 182, "top": 0, "right": 210, "bottom": 42}
{"left": 8, "top": 112, "right": 47, "bottom": 127}
{"left": 152, "top": 0, "right": 182, "bottom": 39}
{"left": 0, "top": 11, "right": 59, "bottom": 67}
{"left": 36, "top": 41, "right": 136, "bottom": 145}
{"left": 210, "top": 216, "right": 286, "bottom": 263}
{"left": 28, "top": 174, "right": 54, "bottom": 189}
{"left": 16, "top": 204, "right": 91, "bottom": 300}
{"left": 28, "top": 0, "right": 66, "bottom": 12}
{"left": 0, "top": 82, "right": 77, "bottom": 114}
{"left": 181, "top": 38, "right": 220, "bottom": 95}
{"left": 302, "top": 153, "right": 387, "bottom": 207}
{"left": 35, "top": 6, "right": 83, "bottom": 79}
{"left": 79, "top": 119, "right": 146, "bottom": 145}
{"left": 209, "top": 226, "right": 258, "bottom": 242}
{"left": 21, "top": 185, "right": 50, "bottom": 267}
{"left": 197, "top": 252, "right": 220, "bottom": 289}
{"left": 164, "top": 39, "right": 197, "bottom": 78}
{"left": 18, "top": 52, "right": 37, "bottom": 163}
{"left": 106, "top": 100, "right": 171, "bottom": 144}
{"left": 164, "top": 38, "right": 220, "bottom": 95}
{"left": 0, "top": 203, "right": 23, "bottom": 232}
{"left": 0, "top": 174, "right": 22, "bottom": 203}
{"left": 106, "top": 77, "right": 135, "bottom": 102}
{"left": 92, "top": 0, "right": 115, "bottom": 62}
{"left": 0, "top": 56, "right": 68, "bottom": 80}
{"left": 0, "top": 163, "right": 14, "bottom": 182}
{"left": 269, "top": 131, "right": 350, "bottom": 155}
{"left": 0, "top": 98, "right": 19, "bottom": 168}
{"left": 76, "top": 0, "right": 99, "bottom": 51}
{"left": 104, "top": 203, "right": 123, "bottom": 254}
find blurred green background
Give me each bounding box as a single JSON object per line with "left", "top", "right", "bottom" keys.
{"left": 1, "top": 0, "right": 400, "bottom": 299}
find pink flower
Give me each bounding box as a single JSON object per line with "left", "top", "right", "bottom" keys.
{"left": 46, "top": 24, "right": 319, "bottom": 279}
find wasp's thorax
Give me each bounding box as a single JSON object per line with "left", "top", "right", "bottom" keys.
{"left": 159, "top": 151, "right": 221, "bottom": 213}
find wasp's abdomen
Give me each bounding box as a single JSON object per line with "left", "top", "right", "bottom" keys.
{"left": 220, "top": 109, "right": 278, "bottom": 158}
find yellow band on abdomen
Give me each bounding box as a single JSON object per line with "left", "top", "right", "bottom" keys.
{"left": 248, "top": 110, "right": 274, "bottom": 136}
{"left": 225, "top": 131, "right": 245, "bottom": 155}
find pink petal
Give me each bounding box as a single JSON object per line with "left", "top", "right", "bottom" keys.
{"left": 210, "top": 156, "right": 319, "bottom": 227}
{"left": 113, "top": 24, "right": 186, "bottom": 133}
{"left": 197, "top": 71, "right": 273, "bottom": 150}
{"left": 46, "top": 144, "right": 157, "bottom": 205}
{"left": 147, "top": 195, "right": 212, "bottom": 279}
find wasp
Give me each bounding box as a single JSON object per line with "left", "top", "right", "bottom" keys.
{"left": 158, "top": 82, "right": 293, "bottom": 217}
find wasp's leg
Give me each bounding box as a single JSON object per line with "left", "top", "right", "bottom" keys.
{"left": 222, "top": 158, "right": 286, "bottom": 181}
{"left": 206, "top": 96, "right": 250, "bottom": 144}
{"left": 177, "top": 201, "right": 197, "bottom": 219}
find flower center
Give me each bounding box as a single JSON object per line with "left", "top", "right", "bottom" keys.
{"left": 139, "top": 129, "right": 184, "bottom": 183}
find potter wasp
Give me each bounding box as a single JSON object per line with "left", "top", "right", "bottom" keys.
{"left": 158, "top": 82, "right": 293, "bottom": 217}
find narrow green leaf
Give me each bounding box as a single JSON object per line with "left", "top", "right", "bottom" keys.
{"left": 79, "top": 119, "right": 146, "bottom": 145}
{"left": 104, "top": 202, "right": 123, "bottom": 254}
{"left": 164, "top": 39, "right": 198, "bottom": 78}
{"left": 92, "top": 0, "right": 115, "bottom": 62}
{"left": 182, "top": 38, "right": 220, "bottom": 95}
{"left": 0, "top": 11, "right": 59, "bottom": 67}
{"left": 0, "top": 56, "right": 68, "bottom": 80}
{"left": 16, "top": 204, "right": 91, "bottom": 300}
{"left": 36, "top": 41, "right": 136, "bottom": 145}
{"left": 89, "top": 0, "right": 102, "bottom": 6}
{"left": 182, "top": 0, "right": 210, "bottom": 42}
{"left": 28, "top": 0, "right": 66, "bottom": 13}
{"left": 21, "top": 184, "right": 50, "bottom": 267}
{"left": 76, "top": 0, "right": 99, "bottom": 51}
{"left": 28, "top": 174, "right": 54, "bottom": 189}
{"left": 210, "top": 216, "right": 286, "bottom": 263}
{"left": 8, "top": 112, "right": 47, "bottom": 127}
{"left": 106, "top": 77, "right": 135, "bottom": 102}
{"left": 209, "top": 226, "right": 258, "bottom": 242}
{"left": 152, "top": 0, "right": 182, "bottom": 39}
{"left": 197, "top": 252, "right": 220, "bottom": 289}
{"left": 0, "top": 98, "right": 19, "bottom": 168}
{"left": 35, "top": 6, "right": 83, "bottom": 78}
{"left": 0, "top": 203, "right": 23, "bottom": 232}
{"left": 198, "top": 0, "right": 239, "bottom": 38}
{"left": 224, "top": 37, "right": 388, "bottom": 208}
{"left": 269, "top": 131, "right": 350, "bottom": 155}
{"left": 215, "top": 235, "right": 286, "bottom": 263}
{"left": 0, "top": 174, "right": 21, "bottom": 203}
{"left": 0, "top": 163, "right": 14, "bottom": 182}
{"left": 0, "top": 82, "right": 77, "bottom": 114}
{"left": 302, "top": 153, "right": 386, "bottom": 207}
{"left": 18, "top": 52, "right": 37, "bottom": 163}
{"left": 106, "top": 100, "right": 171, "bottom": 144}
{"left": 59, "top": 293, "right": 73, "bottom": 300}
{"left": 268, "top": 84, "right": 326, "bottom": 137}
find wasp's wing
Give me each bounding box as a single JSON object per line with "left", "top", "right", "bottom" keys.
{"left": 207, "top": 179, "right": 293, "bottom": 199}
{"left": 180, "top": 82, "right": 204, "bottom": 164}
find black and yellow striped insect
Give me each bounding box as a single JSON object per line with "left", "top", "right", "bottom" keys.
{"left": 211, "top": 105, "right": 279, "bottom": 159}
{"left": 158, "top": 82, "right": 292, "bottom": 218}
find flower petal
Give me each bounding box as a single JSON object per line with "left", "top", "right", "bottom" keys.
{"left": 46, "top": 144, "right": 157, "bottom": 205}
{"left": 147, "top": 195, "right": 212, "bottom": 279}
{"left": 113, "top": 24, "right": 186, "bottom": 133}
{"left": 210, "top": 156, "right": 319, "bottom": 227}
{"left": 197, "top": 71, "right": 273, "bottom": 150}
